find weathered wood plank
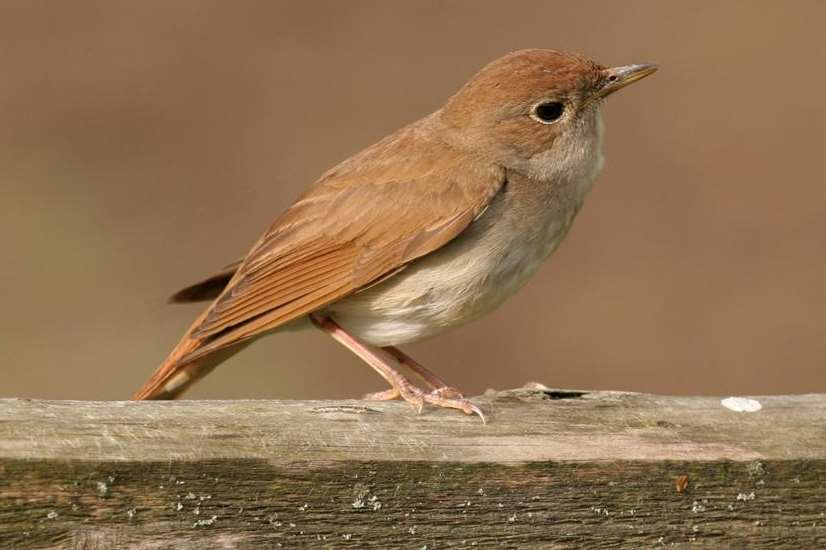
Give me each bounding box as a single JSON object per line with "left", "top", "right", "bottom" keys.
{"left": 1, "top": 386, "right": 825, "bottom": 548}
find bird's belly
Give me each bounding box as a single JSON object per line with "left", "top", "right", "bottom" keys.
{"left": 326, "top": 208, "right": 572, "bottom": 347}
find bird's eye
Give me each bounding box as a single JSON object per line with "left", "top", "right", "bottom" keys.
{"left": 531, "top": 101, "right": 565, "bottom": 124}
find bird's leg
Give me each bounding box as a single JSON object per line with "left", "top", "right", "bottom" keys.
{"left": 310, "top": 314, "right": 485, "bottom": 422}
{"left": 310, "top": 314, "right": 417, "bottom": 403}
{"left": 382, "top": 346, "right": 464, "bottom": 399}
{"left": 381, "top": 346, "right": 447, "bottom": 389}
{"left": 362, "top": 387, "right": 400, "bottom": 402}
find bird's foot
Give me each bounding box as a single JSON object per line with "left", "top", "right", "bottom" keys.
{"left": 363, "top": 380, "right": 484, "bottom": 422}
{"left": 396, "top": 379, "right": 485, "bottom": 423}
{"left": 311, "top": 315, "right": 484, "bottom": 422}
{"left": 420, "top": 387, "right": 486, "bottom": 424}
{"left": 429, "top": 386, "right": 465, "bottom": 399}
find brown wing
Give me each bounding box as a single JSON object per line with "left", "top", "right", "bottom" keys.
{"left": 133, "top": 121, "right": 504, "bottom": 399}
{"left": 184, "top": 141, "right": 505, "bottom": 363}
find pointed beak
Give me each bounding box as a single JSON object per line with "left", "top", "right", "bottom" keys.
{"left": 585, "top": 63, "right": 658, "bottom": 106}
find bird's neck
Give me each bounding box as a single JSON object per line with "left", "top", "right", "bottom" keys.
{"left": 518, "top": 109, "right": 605, "bottom": 195}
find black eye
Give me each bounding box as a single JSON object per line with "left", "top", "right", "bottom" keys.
{"left": 531, "top": 101, "right": 565, "bottom": 124}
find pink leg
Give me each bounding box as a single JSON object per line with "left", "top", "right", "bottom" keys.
{"left": 382, "top": 346, "right": 448, "bottom": 389}
{"left": 310, "top": 314, "right": 485, "bottom": 422}
{"left": 362, "top": 387, "right": 401, "bottom": 401}
{"left": 382, "top": 346, "right": 466, "bottom": 399}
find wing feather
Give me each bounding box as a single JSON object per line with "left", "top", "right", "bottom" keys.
{"left": 172, "top": 121, "right": 506, "bottom": 367}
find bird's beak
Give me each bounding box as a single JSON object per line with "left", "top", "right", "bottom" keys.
{"left": 584, "top": 63, "right": 658, "bottom": 107}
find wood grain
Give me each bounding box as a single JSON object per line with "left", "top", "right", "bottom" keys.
{"left": 2, "top": 386, "right": 825, "bottom": 548}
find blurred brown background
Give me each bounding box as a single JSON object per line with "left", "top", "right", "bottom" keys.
{"left": 1, "top": 1, "right": 824, "bottom": 401}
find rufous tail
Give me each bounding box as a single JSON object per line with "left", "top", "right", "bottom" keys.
{"left": 132, "top": 335, "right": 208, "bottom": 400}
{"left": 135, "top": 263, "right": 250, "bottom": 400}
{"left": 133, "top": 317, "right": 253, "bottom": 400}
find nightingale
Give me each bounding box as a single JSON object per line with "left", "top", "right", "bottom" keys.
{"left": 133, "top": 49, "right": 656, "bottom": 422}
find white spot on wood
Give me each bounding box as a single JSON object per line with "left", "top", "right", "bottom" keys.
{"left": 192, "top": 515, "right": 217, "bottom": 527}
{"left": 721, "top": 397, "right": 762, "bottom": 412}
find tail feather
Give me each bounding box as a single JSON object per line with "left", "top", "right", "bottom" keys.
{"left": 132, "top": 338, "right": 253, "bottom": 400}
{"left": 132, "top": 336, "right": 205, "bottom": 400}
{"left": 133, "top": 304, "right": 221, "bottom": 400}
{"left": 135, "top": 260, "right": 244, "bottom": 400}
{"left": 169, "top": 262, "right": 240, "bottom": 304}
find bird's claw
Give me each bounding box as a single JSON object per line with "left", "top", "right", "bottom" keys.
{"left": 387, "top": 381, "right": 485, "bottom": 423}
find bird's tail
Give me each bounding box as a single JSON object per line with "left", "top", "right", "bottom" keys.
{"left": 133, "top": 263, "right": 244, "bottom": 400}
{"left": 132, "top": 334, "right": 204, "bottom": 400}
{"left": 132, "top": 302, "right": 252, "bottom": 401}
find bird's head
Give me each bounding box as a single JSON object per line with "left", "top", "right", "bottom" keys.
{"left": 441, "top": 49, "right": 656, "bottom": 180}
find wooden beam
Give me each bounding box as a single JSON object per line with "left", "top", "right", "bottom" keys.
{"left": 1, "top": 385, "right": 825, "bottom": 548}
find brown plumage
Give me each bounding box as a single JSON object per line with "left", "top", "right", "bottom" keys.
{"left": 133, "top": 124, "right": 504, "bottom": 400}
{"left": 133, "top": 49, "right": 656, "bottom": 418}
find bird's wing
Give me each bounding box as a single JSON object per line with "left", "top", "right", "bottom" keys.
{"left": 176, "top": 130, "right": 505, "bottom": 365}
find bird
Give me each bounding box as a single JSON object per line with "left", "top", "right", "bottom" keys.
{"left": 132, "top": 49, "right": 657, "bottom": 422}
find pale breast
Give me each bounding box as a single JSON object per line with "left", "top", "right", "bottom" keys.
{"left": 326, "top": 111, "right": 605, "bottom": 347}
{"left": 326, "top": 187, "right": 592, "bottom": 346}
{"left": 326, "top": 196, "right": 563, "bottom": 345}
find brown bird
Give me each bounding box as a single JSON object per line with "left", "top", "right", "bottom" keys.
{"left": 133, "top": 49, "right": 656, "bottom": 421}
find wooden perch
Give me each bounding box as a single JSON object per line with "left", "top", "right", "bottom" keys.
{"left": 1, "top": 386, "right": 825, "bottom": 548}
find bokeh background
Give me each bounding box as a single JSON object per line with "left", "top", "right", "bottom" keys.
{"left": 2, "top": 1, "right": 824, "bottom": 401}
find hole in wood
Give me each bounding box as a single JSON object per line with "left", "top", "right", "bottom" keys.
{"left": 542, "top": 390, "right": 587, "bottom": 400}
